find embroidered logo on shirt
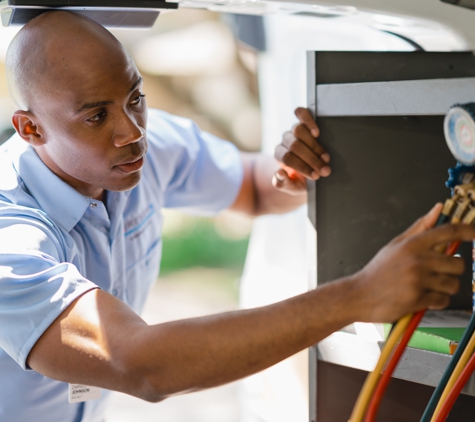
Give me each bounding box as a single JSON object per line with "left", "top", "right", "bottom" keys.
{"left": 124, "top": 204, "right": 155, "bottom": 239}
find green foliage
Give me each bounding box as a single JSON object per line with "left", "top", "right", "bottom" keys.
{"left": 160, "top": 218, "right": 250, "bottom": 274}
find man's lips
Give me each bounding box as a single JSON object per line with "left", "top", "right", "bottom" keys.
{"left": 114, "top": 155, "right": 145, "bottom": 173}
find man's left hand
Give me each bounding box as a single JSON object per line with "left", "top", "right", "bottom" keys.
{"left": 273, "top": 107, "right": 330, "bottom": 195}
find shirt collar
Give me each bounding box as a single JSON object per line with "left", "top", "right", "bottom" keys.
{"left": 13, "top": 140, "right": 91, "bottom": 232}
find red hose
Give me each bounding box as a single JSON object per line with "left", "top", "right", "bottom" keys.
{"left": 445, "top": 240, "right": 461, "bottom": 256}
{"left": 364, "top": 310, "right": 425, "bottom": 422}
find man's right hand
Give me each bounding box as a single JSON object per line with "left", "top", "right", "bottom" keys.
{"left": 349, "top": 203, "right": 475, "bottom": 323}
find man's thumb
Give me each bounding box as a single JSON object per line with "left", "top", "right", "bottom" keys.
{"left": 272, "top": 169, "right": 291, "bottom": 189}
{"left": 398, "top": 203, "right": 443, "bottom": 240}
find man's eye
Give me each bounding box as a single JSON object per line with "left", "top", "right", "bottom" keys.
{"left": 131, "top": 94, "right": 146, "bottom": 106}
{"left": 87, "top": 111, "right": 107, "bottom": 123}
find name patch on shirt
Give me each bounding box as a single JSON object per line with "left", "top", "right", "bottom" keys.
{"left": 68, "top": 383, "right": 102, "bottom": 403}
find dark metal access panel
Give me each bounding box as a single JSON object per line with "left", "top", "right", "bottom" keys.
{"left": 307, "top": 51, "right": 475, "bottom": 422}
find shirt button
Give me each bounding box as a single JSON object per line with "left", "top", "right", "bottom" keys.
{"left": 90, "top": 202, "right": 98, "bottom": 208}
{"left": 112, "top": 289, "right": 118, "bottom": 296}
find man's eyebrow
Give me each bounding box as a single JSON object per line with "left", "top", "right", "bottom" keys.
{"left": 129, "top": 77, "right": 143, "bottom": 93}
{"left": 75, "top": 78, "right": 143, "bottom": 114}
{"left": 76, "top": 100, "right": 113, "bottom": 114}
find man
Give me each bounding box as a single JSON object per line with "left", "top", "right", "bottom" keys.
{"left": 0, "top": 11, "right": 473, "bottom": 422}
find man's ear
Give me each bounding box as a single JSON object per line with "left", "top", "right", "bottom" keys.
{"left": 11, "top": 111, "right": 44, "bottom": 146}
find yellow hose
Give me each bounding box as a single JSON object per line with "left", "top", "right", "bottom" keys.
{"left": 349, "top": 313, "right": 413, "bottom": 422}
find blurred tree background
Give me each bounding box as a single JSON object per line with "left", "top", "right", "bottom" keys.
{"left": 161, "top": 211, "right": 251, "bottom": 274}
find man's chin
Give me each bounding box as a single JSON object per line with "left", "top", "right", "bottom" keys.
{"left": 107, "top": 170, "right": 142, "bottom": 193}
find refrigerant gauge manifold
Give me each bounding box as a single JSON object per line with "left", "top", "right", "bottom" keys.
{"left": 444, "top": 103, "right": 475, "bottom": 165}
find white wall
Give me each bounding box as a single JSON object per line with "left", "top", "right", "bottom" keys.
{"left": 238, "top": 14, "right": 414, "bottom": 422}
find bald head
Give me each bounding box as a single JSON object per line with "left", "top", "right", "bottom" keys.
{"left": 5, "top": 11, "right": 147, "bottom": 199}
{"left": 5, "top": 11, "right": 133, "bottom": 111}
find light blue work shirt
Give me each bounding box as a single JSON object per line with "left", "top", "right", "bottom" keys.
{"left": 0, "top": 109, "right": 243, "bottom": 422}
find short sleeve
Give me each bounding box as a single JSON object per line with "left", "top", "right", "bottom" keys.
{"left": 0, "top": 216, "right": 98, "bottom": 369}
{"left": 145, "top": 109, "right": 244, "bottom": 215}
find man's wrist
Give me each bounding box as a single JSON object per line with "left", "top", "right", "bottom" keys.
{"left": 305, "top": 276, "right": 366, "bottom": 335}
{"left": 325, "top": 274, "right": 371, "bottom": 326}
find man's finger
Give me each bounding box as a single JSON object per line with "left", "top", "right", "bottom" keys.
{"left": 294, "top": 107, "right": 320, "bottom": 138}
{"left": 415, "top": 223, "right": 475, "bottom": 250}
{"left": 290, "top": 126, "right": 330, "bottom": 163}
{"left": 423, "top": 291, "right": 451, "bottom": 310}
{"left": 272, "top": 169, "right": 306, "bottom": 194}
{"left": 421, "top": 253, "right": 466, "bottom": 277}
{"left": 425, "top": 274, "right": 461, "bottom": 296}
{"left": 395, "top": 203, "right": 443, "bottom": 242}
{"left": 281, "top": 136, "right": 331, "bottom": 178}
{"left": 275, "top": 144, "right": 317, "bottom": 179}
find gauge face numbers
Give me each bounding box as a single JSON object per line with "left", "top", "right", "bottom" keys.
{"left": 444, "top": 106, "right": 475, "bottom": 165}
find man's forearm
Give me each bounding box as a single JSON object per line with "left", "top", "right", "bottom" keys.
{"left": 28, "top": 277, "right": 360, "bottom": 403}
{"left": 128, "top": 276, "right": 359, "bottom": 401}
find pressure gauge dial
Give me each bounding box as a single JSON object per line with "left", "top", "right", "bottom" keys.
{"left": 444, "top": 103, "right": 475, "bottom": 165}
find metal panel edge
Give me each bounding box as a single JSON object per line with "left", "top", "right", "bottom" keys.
{"left": 306, "top": 50, "right": 317, "bottom": 422}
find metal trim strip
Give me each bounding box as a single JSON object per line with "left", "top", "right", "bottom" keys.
{"left": 316, "top": 77, "right": 475, "bottom": 116}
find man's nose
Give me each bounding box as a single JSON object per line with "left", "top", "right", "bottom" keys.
{"left": 113, "top": 111, "right": 144, "bottom": 147}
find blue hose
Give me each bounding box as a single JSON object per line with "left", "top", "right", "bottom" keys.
{"left": 420, "top": 312, "right": 475, "bottom": 421}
